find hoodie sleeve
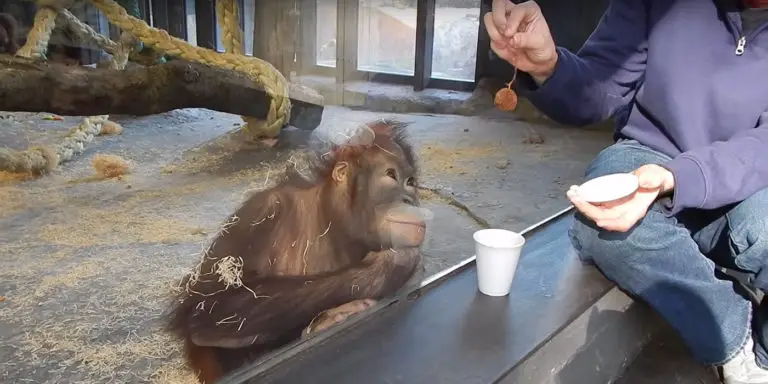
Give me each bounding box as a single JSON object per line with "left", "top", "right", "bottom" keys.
{"left": 661, "top": 111, "right": 768, "bottom": 215}
{"left": 514, "top": 0, "right": 649, "bottom": 127}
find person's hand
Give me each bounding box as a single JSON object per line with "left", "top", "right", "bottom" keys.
{"left": 566, "top": 164, "right": 675, "bottom": 232}
{"left": 483, "top": 0, "right": 558, "bottom": 83}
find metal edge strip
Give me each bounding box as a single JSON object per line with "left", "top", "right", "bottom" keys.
{"left": 418, "top": 205, "right": 574, "bottom": 289}
{"left": 218, "top": 205, "right": 575, "bottom": 384}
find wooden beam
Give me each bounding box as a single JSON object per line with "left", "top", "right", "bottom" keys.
{"left": 0, "top": 55, "right": 271, "bottom": 118}
{"left": 0, "top": 55, "right": 324, "bottom": 130}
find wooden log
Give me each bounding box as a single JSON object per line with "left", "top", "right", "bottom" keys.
{"left": 0, "top": 54, "right": 272, "bottom": 118}
{"left": 0, "top": 54, "right": 325, "bottom": 130}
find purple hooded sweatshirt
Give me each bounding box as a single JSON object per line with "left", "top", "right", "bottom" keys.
{"left": 516, "top": 0, "right": 768, "bottom": 216}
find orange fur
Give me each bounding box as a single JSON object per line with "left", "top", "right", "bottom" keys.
{"left": 184, "top": 339, "right": 222, "bottom": 384}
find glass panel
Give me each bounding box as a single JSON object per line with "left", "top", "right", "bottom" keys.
{"left": 316, "top": 0, "right": 338, "bottom": 67}
{"left": 244, "top": 0, "right": 256, "bottom": 55}
{"left": 0, "top": 1, "right": 612, "bottom": 382}
{"left": 432, "top": 0, "right": 481, "bottom": 81}
{"left": 185, "top": 0, "right": 198, "bottom": 46}
{"left": 356, "top": 0, "right": 416, "bottom": 76}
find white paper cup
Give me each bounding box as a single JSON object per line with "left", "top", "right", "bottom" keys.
{"left": 473, "top": 229, "right": 526, "bottom": 296}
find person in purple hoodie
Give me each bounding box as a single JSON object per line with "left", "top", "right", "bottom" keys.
{"left": 485, "top": 0, "right": 768, "bottom": 383}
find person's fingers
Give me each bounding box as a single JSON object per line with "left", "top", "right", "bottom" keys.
{"left": 484, "top": 13, "right": 507, "bottom": 45}
{"left": 567, "top": 186, "right": 621, "bottom": 223}
{"left": 490, "top": 40, "right": 516, "bottom": 64}
{"left": 510, "top": 31, "right": 538, "bottom": 50}
{"left": 634, "top": 167, "right": 663, "bottom": 189}
{"left": 491, "top": 0, "right": 511, "bottom": 30}
{"left": 502, "top": 1, "right": 538, "bottom": 37}
{"left": 597, "top": 205, "right": 647, "bottom": 232}
{"left": 490, "top": 39, "right": 505, "bottom": 51}
{"left": 594, "top": 189, "right": 658, "bottom": 232}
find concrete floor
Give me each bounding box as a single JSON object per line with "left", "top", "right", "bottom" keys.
{"left": 616, "top": 325, "right": 721, "bottom": 384}
{"left": 0, "top": 106, "right": 613, "bottom": 383}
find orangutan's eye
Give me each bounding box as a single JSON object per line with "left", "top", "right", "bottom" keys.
{"left": 386, "top": 168, "right": 397, "bottom": 180}
{"left": 406, "top": 177, "right": 415, "bottom": 187}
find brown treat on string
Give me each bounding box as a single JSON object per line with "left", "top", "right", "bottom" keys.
{"left": 494, "top": 87, "right": 518, "bottom": 111}
{"left": 494, "top": 68, "right": 519, "bottom": 111}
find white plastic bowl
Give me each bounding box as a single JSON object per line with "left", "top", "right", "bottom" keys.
{"left": 576, "top": 173, "right": 639, "bottom": 203}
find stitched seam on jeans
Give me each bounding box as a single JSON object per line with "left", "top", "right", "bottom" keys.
{"left": 716, "top": 301, "right": 753, "bottom": 366}
{"left": 724, "top": 209, "right": 754, "bottom": 273}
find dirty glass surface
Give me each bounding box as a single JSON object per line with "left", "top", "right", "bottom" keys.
{"left": 0, "top": 1, "right": 612, "bottom": 383}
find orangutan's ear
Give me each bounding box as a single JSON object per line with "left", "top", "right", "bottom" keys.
{"left": 332, "top": 161, "right": 349, "bottom": 183}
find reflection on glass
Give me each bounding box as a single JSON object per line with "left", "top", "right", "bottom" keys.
{"left": 316, "top": 0, "right": 338, "bottom": 67}
{"left": 432, "top": 0, "right": 480, "bottom": 82}
{"left": 212, "top": 0, "right": 256, "bottom": 55}
{"left": 357, "top": 0, "right": 416, "bottom": 76}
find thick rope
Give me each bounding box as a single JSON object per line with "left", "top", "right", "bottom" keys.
{"left": 57, "top": 8, "right": 119, "bottom": 55}
{"left": 215, "top": 0, "right": 269, "bottom": 138}
{"left": 90, "top": 0, "right": 291, "bottom": 138}
{"left": 0, "top": 0, "right": 288, "bottom": 174}
{"left": 15, "top": 7, "right": 57, "bottom": 58}
{"left": 216, "top": 0, "right": 243, "bottom": 55}
{"left": 0, "top": 3, "right": 128, "bottom": 175}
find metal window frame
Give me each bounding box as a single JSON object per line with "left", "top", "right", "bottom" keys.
{"left": 299, "top": 0, "right": 480, "bottom": 92}
{"left": 113, "top": 0, "right": 482, "bottom": 93}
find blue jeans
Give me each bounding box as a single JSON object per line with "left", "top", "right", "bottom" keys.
{"left": 569, "top": 139, "right": 768, "bottom": 367}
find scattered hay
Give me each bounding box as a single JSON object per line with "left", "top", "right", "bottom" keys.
{"left": 160, "top": 151, "right": 229, "bottom": 176}
{"left": 419, "top": 144, "right": 504, "bottom": 175}
{"left": 91, "top": 154, "right": 132, "bottom": 179}
{"left": 0, "top": 184, "right": 68, "bottom": 219}
{"left": 418, "top": 187, "right": 447, "bottom": 202}
{"left": 149, "top": 360, "right": 199, "bottom": 384}
{"left": 38, "top": 216, "right": 206, "bottom": 247}
{"left": 0, "top": 186, "right": 27, "bottom": 217}
{"left": 99, "top": 120, "right": 124, "bottom": 135}
{"left": 213, "top": 256, "right": 246, "bottom": 287}
{"left": 182, "top": 216, "right": 265, "bottom": 301}
{"left": 33, "top": 258, "right": 103, "bottom": 298}
{"left": 34, "top": 176, "right": 231, "bottom": 247}
{"left": 0, "top": 246, "right": 75, "bottom": 281}
{"left": 22, "top": 185, "right": 210, "bottom": 246}
{"left": 1, "top": 244, "right": 196, "bottom": 382}
{"left": 0, "top": 170, "right": 36, "bottom": 184}
{"left": 417, "top": 186, "right": 492, "bottom": 229}
{"left": 21, "top": 324, "right": 184, "bottom": 382}
{"left": 239, "top": 151, "right": 313, "bottom": 198}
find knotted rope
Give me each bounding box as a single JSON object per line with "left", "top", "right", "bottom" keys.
{"left": 90, "top": 0, "right": 291, "bottom": 138}
{"left": 0, "top": 1, "right": 133, "bottom": 174}
{"left": 214, "top": 0, "right": 268, "bottom": 137}
{"left": 0, "top": 0, "right": 290, "bottom": 174}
